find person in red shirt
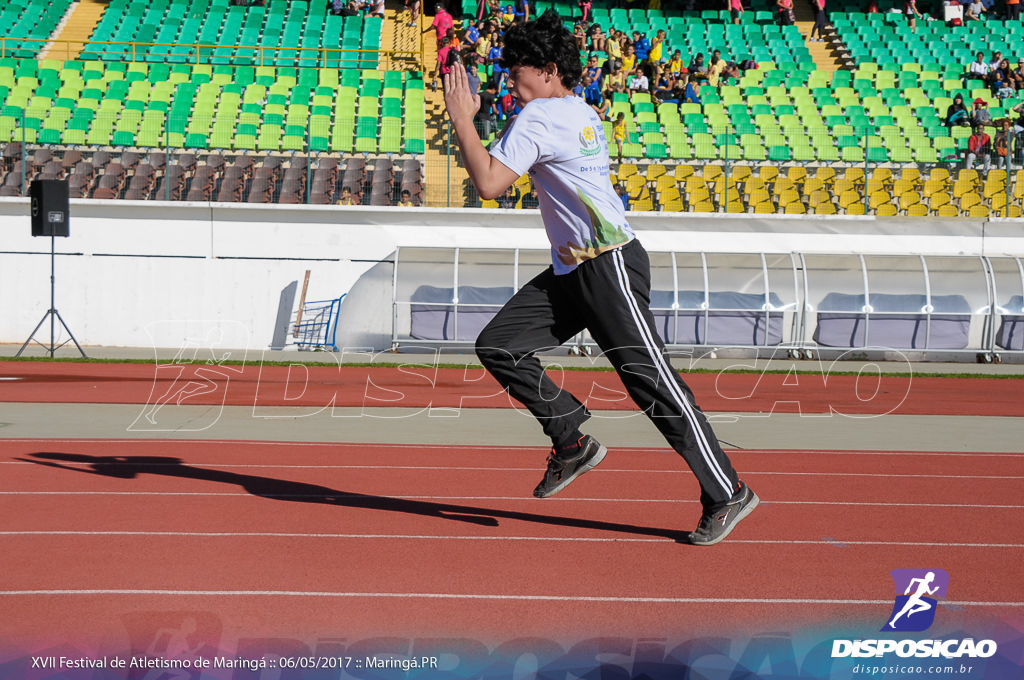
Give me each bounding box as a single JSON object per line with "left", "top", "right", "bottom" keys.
{"left": 966, "top": 125, "right": 992, "bottom": 172}
{"left": 810, "top": 0, "right": 828, "bottom": 41}
{"left": 431, "top": 36, "right": 458, "bottom": 90}
{"left": 427, "top": 3, "right": 454, "bottom": 47}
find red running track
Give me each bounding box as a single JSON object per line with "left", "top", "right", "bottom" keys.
{"left": 2, "top": 360, "right": 1024, "bottom": 415}
{"left": 1, "top": 438, "right": 1022, "bottom": 652}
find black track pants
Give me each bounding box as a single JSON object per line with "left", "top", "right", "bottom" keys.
{"left": 475, "top": 239, "right": 740, "bottom": 507}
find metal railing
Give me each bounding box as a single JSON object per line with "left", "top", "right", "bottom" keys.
{"left": 0, "top": 37, "right": 422, "bottom": 71}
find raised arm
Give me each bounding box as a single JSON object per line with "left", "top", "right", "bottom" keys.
{"left": 443, "top": 62, "right": 520, "bottom": 200}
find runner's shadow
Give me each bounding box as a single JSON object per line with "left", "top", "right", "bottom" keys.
{"left": 21, "top": 452, "right": 689, "bottom": 542}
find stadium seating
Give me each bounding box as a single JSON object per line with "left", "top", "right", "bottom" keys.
{"left": 1, "top": 0, "right": 75, "bottom": 59}
{"left": 0, "top": 140, "right": 423, "bottom": 205}
{"left": 0, "top": 58, "right": 425, "bottom": 156}
{"left": 80, "top": 0, "right": 381, "bottom": 69}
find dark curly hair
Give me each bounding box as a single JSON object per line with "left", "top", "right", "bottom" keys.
{"left": 499, "top": 9, "right": 582, "bottom": 90}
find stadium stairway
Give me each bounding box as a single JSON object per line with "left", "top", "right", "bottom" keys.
{"left": 795, "top": 0, "right": 843, "bottom": 74}
{"left": 39, "top": 0, "right": 106, "bottom": 62}
{"left": 416, "top": 21, "right": 471, "bottom": 208}
{"left": 382, "top": 5, "right": 421, "bottom": 71}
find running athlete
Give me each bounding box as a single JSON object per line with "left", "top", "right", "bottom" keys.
{"left": 442, "top": 10, "right": 758, "bottom": 545}
{"left": 889, "top": 572, "right": 940, "bottom": 628}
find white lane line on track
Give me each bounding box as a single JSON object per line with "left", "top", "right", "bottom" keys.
{"left": 0, "top": 531, "right": 1020, "bottom": 549}
{"left": 0, "top": 590, "right": 1020, "bottom": 607}
{"left": 1, "top": 439, "right": 1021, "bottom": 457}
{"left": 4, "top": 461, "right": 1022, "bottom": 480}
{"left": 0, "top": 491, "right": 1020, "bottom": 508}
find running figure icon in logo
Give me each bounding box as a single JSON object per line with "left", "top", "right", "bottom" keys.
{"left": 883, "top": 568, "right": 950, "bottom": 632}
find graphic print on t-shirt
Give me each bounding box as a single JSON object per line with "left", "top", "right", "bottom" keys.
{"left": 555, "top": 188, "right": 633, "bottom": 265}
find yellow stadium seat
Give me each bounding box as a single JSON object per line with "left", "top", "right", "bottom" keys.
{"left": 866, "top": 178, "right": 887, "bottom": 195}
{"left": 688, "top": 186, "right": 712, "bottom": 206}
{"left": 937, "top": 204, "right": 959, "bottom": 217}
{"left": 731, "top": 166, "right": 753, "bottom": 182}
{"left": 929, "top": 167, "right": 950, "bottom": 183}
{"left": 876, "top": 204, "right": 898, "bottom": 216}
{"left": 749, "top": 188, "right": 772, "bottom": 205}
{"left": 872, "top": 168, "right": 892, "bottom": 185}
{"left": 957, "top": 168, "right": 980, "bottom": 188}
{"left": 929, "top": 191, "right": 951, "bottom": 211}
{"left": 844, "top": 167, "right": 865, "bottom": 184}
{"left": 691, "top": 200, "right": 715, "bottom": 213}
{"left": 774, "top": 177, "right": 796, "bottom": 194}
{"left": 753, "top": 200, "right": 775, "bottom": 214}
{"left": 661, "top": 197, "right": 685, "bottom": 212}
{"left": 868, "top": 190, "right": 891, "bottom": 210}
{"left": 892, "top": 179, "right": 917, "bottom": 196}
{"left": 899, "top": 191, "right": 922, "bottom": 211}
{"left": 983, "top": 181, "right": 1004, "bottom": 200}
{"left": 953, "top": 182, "right": 976, "bottom": 200}
{"left": 922, "top": 179, "right": 946, "bottom": 198}
{"left": 659, "top": 186, "right": 681, "bottom": 204}
{"left": 906, "top": 204, "right": 928, "bottom": 216}
{"left": 618, "top": 163, "right": 639, "bottom": 181}
{"left": 646, "top": 164, "right": 667, "bottom": 182}
{"left": 744, "top": 176, "right": 766, "bottom": 195}
{"left": 655, "top": 174, "right": 678, "bottom": 194}
{"left": 704, "top": 165, "right": 724, "bottom": 181}
{"left": 832, "top": 179, "right": 856, "bottom": 196}
{"left": 633, "top": 195, "right": 654, "bottom": 211}
{"left": 785, "top": 201, "right": 807, "bottom": 214}
{"left": 838, "top": 189, "right": 862, "bottom": 210}
{"left": 900, "top": 168, "right": 921, "bottom": 185}
{"left": 759, "top": 166, "right": 779, "bottom": 183}
{"left": 846, "top": 202, "right": 866, "bottom": 215}
{"left": 966, "top": 205, "right": 989, "bottom": 218}
{"left": 684, "top": 175, "right": 706, "bottom": 191}
{"left": 960, "top": 193, "right": 981, "bottom": 211}
{"left": 814, "top": 167, "right": 836, "bottom": 183}
{"left": 674, "top": 164, "right": 695, "bottom": 181}
{"left": 803, "top": 178, "right": 825, "bottom": 196}
{"left": 777, "top": 189, "right": 801, "bottom": 207}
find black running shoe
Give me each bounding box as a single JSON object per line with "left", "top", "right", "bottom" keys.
{"left": 533, "top": 435, "right": 607, "bottom": 498}
{"left": 688, "top": 482, "right": 759, "bottom": 546}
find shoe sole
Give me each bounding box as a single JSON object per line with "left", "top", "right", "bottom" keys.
{"left": 533, "top": 442, "right": 608, "bottom": 499}
{"left": 688, "top": 491, "right": 760, "bottom": 546}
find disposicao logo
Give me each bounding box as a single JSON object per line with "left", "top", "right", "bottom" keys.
{"left": 831, "top": 568, "right": 999, "bottom": 660}
{"left": 883, "top": 568, "right": 949, "bottom": 632}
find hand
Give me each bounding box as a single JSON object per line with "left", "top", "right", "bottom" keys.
{"left": 443, "top": 62, "right": 481, "bottom": 127}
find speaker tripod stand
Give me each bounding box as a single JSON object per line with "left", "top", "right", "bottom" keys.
{"left": 17, "top": 232, "right": 87, "bottom": 358}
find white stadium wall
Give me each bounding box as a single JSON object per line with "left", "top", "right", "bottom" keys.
{"left": 1, "top": 197, "right": 1022, "bottom": 352}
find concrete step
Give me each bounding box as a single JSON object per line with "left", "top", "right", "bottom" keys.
{"left": 40, "top": 0, "right": 106, "bottom": 62}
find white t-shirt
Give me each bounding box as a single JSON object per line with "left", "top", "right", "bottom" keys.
{"left": 490, "top": 95, "right": 634, "bottom": 275}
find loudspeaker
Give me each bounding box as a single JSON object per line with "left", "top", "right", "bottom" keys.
{"left": 30, "top": 179, "right": 70, "bottom": 238}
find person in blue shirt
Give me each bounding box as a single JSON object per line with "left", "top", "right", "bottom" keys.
{"left": 615, "top": 182, "right": 630, "bottom": 211}
{"left": 487, "top": 38, "right": 505, "bottom": 80}
{"left": 583, "top": 54, "right": 603, "bottom": 84}
{"left": 464, "top": 18, "right": 481, "bottom": 47}
{"left": 683, "top": 74, "right": 701, "bottom": 105}
{"left": 632, "top": 30, "right": 651, "bottom": 62}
